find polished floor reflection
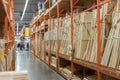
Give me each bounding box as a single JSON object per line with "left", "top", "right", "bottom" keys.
{"left": 16, "top": 51, "right": 65, "bottom": 80}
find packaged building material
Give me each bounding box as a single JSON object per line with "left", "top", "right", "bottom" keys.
{"left": 50, "top": 28, "right": 57, "bottom": 52}
{"left": 83, "top": 75, "right": 97, "bottom": 80}
{"left": 73, "top": 1, "right": 116, "bottom": 64}
{"left": 44, "top": 31, "right": 50, "bottom": 51}
{"left": 0, "top": 40, "right": 7, "bottom": 71}
{"left": 72, "top": 76, "right": 81, "bottom": 80}
{"left": 101, "top": 1, "right": 120, "bottom": 69}
{"left": 37, "top": 32, "right": 41, "bottom": 57}
{"left": 51, "top": 56, "right": 56, "bottom": 67}
{"left": 46, "top": 17, "right": 71, "bottom": 56}
{"left": 41, "top": 40, "right": 44, "bottom": 60}
{"left": 60, "top": 67, "right": 71, "bottom": 79}
{"left": 59, "top": 16, "right": 71, "bottom": 56}
{"left": 74, "top": 11, "right": 97, "bottom": 63}
{"left": 0, "top": 71, "right": 28, "bottom": 80}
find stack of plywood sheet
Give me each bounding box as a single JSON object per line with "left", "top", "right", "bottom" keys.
{"left": 0, "top": 71, "right": 28, "bottom": 80}
{"left": 101, "top": 1, "right": 120, "bottom": 69}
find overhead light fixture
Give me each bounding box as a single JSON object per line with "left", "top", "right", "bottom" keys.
{"left": 21, "top": 0, "right": 29, "bottom": 21}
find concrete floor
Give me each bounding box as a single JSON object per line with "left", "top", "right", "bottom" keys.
{"left": 15, "top": 51, "right": 65, "bottom": 80}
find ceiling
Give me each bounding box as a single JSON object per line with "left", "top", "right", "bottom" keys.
{"left": 14, "top": 0, "right": 38, "bottom": 34}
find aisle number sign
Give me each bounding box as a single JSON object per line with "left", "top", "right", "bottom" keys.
{"left": 25, "top": 28, "right": 29, "bottom": 36}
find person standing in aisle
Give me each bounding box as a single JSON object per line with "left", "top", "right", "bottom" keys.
{"left": 20, "top": 36, "right": 25, "bottom": 51}
{"left": 17, "top": 43, "right": 20, "bottom": 50}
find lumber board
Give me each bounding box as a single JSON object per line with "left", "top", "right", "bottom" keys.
{"left": 41, "top": 40, "right": 44, "bottom": 60}
{"left": 45, "top": 18, "right": 72, "bottom": 55}
{"left": 0, "top": 71, "right": 28, "bottom": 80}
{"left": 74, "top": 11, "right": 97, "bottom": 62}
{"left": 73, "top": 1, "right": 117, "bottom": 64}
{"left": 101, "top": 1, "right": 120, "bottom": 68}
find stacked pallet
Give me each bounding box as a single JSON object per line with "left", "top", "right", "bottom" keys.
{"left": 101, "top": 1, "right": 120, "bottom": 69}
{"left": 0, "top": 71, "right": 28, "bottom": 80}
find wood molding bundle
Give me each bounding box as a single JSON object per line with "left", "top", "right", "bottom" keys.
{"left": 73, "top": 1, "right": 117, "bottom": 65}
{"left": 101, "top": 1, "right": 120, "bottom": 69}
{"left": 59, "top": 17, "right": 71, "bottom": 56}
{"left": 74, "top": 11, "right": 97, "bottom": 63}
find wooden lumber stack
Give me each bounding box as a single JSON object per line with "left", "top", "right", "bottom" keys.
{"left": 51, "top": 56, "right": 56, "bottom": 67}
{"left": 47, "top": 17, "right": 71, "bottom": 56}
{"left": 44, "top": 31, "right": 50, "bottom": 51}
{"left": 59, "top": 67, "right": 71, "bottom": 78}
{"left": 72, "top": 76, "right": 81, "bottom": 80}
{"left": 50, "top": 28, "right": 57, "bottom": 52}
{"left": 35, "top": 31, "right": 38, "bottom": 56}
{"left": 59, "top": 17, "right": 71, "bottom": 56}
{"left": 46, "top": 56, "right": 49, "bottom": 62}
{"left": 73, "top": 1, "right": 116, "bottom": 63}
{"left": 101, "top": 1, "right": 120, "bottom": 69}
{"left": 83, "top": 75, "right": 97, "bottom": 80}
{"left": 31, "top": 38, "right": 34, "bottom": 52}
{"left": 74, "top": 11, "right": 97, "bottom": 62}
{"left": 0, "top": 71, "right": 28, "bottom": 80}
{"left": 41, "top": 40, "right": 44, "bottom": 60}
{"left": 48, "top": 19, "right": 58, "bottom": 53}
{"left": 37, "top": 32, "right": 41, "bottom": 57}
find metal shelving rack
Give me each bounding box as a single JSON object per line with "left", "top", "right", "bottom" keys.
{"left": 30, "top": 0, "right": 120, "bottom": 80}
{"left": 0, "top": 0, "right": 15, "bottom": 71}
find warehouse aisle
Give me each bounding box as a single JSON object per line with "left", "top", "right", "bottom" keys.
{"left": 15, "top": 51, "right": 65, "bottom": 80}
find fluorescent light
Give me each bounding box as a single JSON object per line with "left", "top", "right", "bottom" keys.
{"left": 21, "top": 0, "right": 29, "bottom": 21}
